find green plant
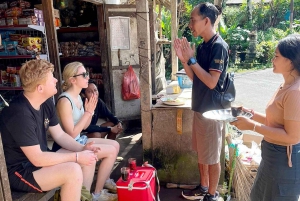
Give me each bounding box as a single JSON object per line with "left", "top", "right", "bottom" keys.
{"left": 256, "top": 41, "right": 278, "bottom": 63}
{"left": 221, "top": 25, "right": 250, "bottom": 52}
{"left": 222, "top": 5, "right": 247, "bottom": 28}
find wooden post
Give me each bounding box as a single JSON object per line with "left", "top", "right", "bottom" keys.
{"left": 42, "top": 0, "right": 62, "bottom": 95}
{"left": 149, "top": 0, "right": 156, "bottom": 95}
{"left": 136, "top": 0, "right": 152, "bottom": 150}
{"left": 158, "top": 3, "right": 162, "bottom": 39}
{"left": 97, "top": 5, "right": 112, "bottom": 110}
{"left": 170, "top": 0, "right": 178, "bottom": 80}
{"left": 0, "top": 133, "right": 12, "bottom": 201}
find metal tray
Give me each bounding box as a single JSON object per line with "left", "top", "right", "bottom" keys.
{"left": 203, "top": 109, "right": 253, "bottom": 122}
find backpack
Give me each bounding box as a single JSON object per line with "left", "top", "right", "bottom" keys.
{"left": 212, "top": 72, "right": 236, "bottom": 109}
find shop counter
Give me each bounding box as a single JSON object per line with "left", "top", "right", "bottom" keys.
{"left": 147, "top": 86, "right": 225, "bottom": 185}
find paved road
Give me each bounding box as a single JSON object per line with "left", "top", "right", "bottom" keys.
{"left": 234, "top": 68, "right": 283, "bottom": 113}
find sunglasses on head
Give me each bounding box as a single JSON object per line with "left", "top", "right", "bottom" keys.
{"left": 73, "top": 72, "right": 89, "bottom": 78}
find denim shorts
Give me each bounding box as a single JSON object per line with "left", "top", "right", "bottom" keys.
{"left": 76, "top": 135, "right": 88, "bottom": 145}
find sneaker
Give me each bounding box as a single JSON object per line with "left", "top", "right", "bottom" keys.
{"left": 104, "top": 178, "right": 117, "bottom": 193}
{"left": 116, "top": 156, "right": 124, "bottom": 162}
{"left": 182, "top": 186, "right": 207, "bottom": 200}
{"left": 201, "top": 192, "right": 219, "bottom": 201}
{"left": 93, "top": 189, "right": 118, "bottom": 201}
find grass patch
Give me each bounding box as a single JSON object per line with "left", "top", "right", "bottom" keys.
{"left": 228, "top": 62, "right": 272, "bottom": 73}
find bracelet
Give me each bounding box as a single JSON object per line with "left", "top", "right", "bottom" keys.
{"left": 75, "top": 152, "right": 78, "bottom": 163}
{"left": 253, "top": 123, "right": 257, "bottom": 132}
{"left": 85, "top": 111, "right": 93, "bottom": 115}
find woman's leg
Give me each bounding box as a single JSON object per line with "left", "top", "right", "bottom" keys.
{"left": 86, "top": 132, "right": 106, "bottom": 138}
{"left": 86, "top": 142, "right": 118, "bottom": 194}
{"left": 100, "top": 122, "right": 118, "bottom": 140}
{"left": 87, "top": 138, "right": 120, "bottom": 153}
{"left": 107, "top": 132, "right": 118, "bottom": 140}
{"left": 85, "top": 121, "right": 115, "bottom": 139}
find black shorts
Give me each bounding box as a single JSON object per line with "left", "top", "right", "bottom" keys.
{"left": 8, "top": 162, "right": 43, "bottom": 193}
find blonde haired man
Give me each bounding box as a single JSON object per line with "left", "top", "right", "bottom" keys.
{"left": 0, "top": 59, "right": 100, "bottom": 201}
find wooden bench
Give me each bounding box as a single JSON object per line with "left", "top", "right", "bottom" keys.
{"left": 0, "top": 133, "right": 56, "bottom": 201}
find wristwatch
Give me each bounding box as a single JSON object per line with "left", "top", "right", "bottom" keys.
{"left": 187, "top": 57, "right": 197, "bottom": 66}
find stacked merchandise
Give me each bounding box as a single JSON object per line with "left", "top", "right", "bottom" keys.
{"left": 0, "top": 1, "right": 61, "bottom": 27}
{"left": 0, "top": 30, "right": 43, "bottom": 55}
{"left": 87, "top": 67, "right": 103, "bottom": 87}
{"left": 0, "top": 1, "right": 37, "bottom": 26}
{"left": 60, "top": 41, "right": 101, "bottom": 57}
{"left": 0, "top": 66, "right": 21, "bottom": 87}
{"left": 20, "top": 7, "right": 43, "bottom": 26}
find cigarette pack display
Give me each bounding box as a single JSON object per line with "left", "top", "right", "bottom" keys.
{"left": 0, "top": 18, "right": 5, "bottom": 26}
{"left": 22, "top": 37, "right": 42, "bottom": 47}
{"left": 116, "top": 167, "right": 157, "bottom": 201}
{"left": 22, "top": 8, "right": 43, "bottom": 18}
{"left": 6, "top": 17, "right": 18, "bottom": 26}
{"left": 3, "top": 41, "right": 18, "bottom": 55}
{"left": 18, "top": 16, "right": 38, "bottom": 25}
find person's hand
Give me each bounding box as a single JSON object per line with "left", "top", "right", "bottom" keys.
{"left": 111, "top": 125, "right": 120, "bottom": 134}
{"left": 84, "top": 94, "right": 98, "bottom": 114}
{"left": 180, "top": 37, "right": 195, "bottom": 62}
{"left": 77, "top": 150, "right": 98, "bottom": 166}
{"left": 83, "top": 141, "right": 101, "bottom": 153}
{"left": 174, "top": 38, "right": 187, "bottom": 63}
{"left": 117, "top": 122, "right": 123, "bottom": 133}
{"left": 230, "top": 116, "right": 256, "bottom": 131}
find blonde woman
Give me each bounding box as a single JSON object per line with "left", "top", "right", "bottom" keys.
{"left": 53, "top": 62, "right": 119, "bottom": 201}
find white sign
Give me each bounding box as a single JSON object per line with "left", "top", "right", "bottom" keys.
{"left": 109, "top": 16, "right": 130, "bottom": 50}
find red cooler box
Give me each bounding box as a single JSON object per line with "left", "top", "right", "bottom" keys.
{"left": 116, "top": 167, "right": 157, "bottom": 201}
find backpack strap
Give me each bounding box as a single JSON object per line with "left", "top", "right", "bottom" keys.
{"left": 56, "top": 95, "right": 73, "bottom": 109}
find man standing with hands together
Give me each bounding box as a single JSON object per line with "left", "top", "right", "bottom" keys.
{"left": 174, "top": 3, "right": 229, "bottom": 201}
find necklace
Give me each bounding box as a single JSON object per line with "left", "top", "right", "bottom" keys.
{"left": 279, "top": 77, "right": 300, "bottom": 90}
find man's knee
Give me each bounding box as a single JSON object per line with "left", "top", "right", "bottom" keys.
{"left": 64, "top": 162, "right": 83, "bottom": 182}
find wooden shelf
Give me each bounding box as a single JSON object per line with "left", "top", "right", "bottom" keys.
{"left": 57, "top": 27, "right": 98, "bottom": 33}
{"left": 60, "top": 56, "right": 101, "bottom": 62}
{"left": 0, "top": 55, "right": 35, "bottom": 59}
{"left": 0, "top": 25, "right": 45, "bottom": 32}
{"left": 0, "top": 54, "right": 47, "bottom": 59}
{"left": 0, "top": 86, "right": 23, "bottom": 90}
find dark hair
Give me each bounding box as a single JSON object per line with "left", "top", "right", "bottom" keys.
{"left": 277, "top": 34, "right": 300, "bottom": 73}
{"left": 196, "top": 3, "right": 221, "bottom": 25}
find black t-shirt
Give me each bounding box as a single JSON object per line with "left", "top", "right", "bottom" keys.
{"left": 192, "top": 34, "right": 229, "bottom": 113}
{"left": 0, "top": 93, "right": 59, "bottom": 171}
{"left": 91, "top": 98, "right": 119, "bottom": 125}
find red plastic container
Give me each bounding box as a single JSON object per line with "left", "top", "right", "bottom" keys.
{"left": 116, "top": 167, "right": 157, "bottom": 201}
